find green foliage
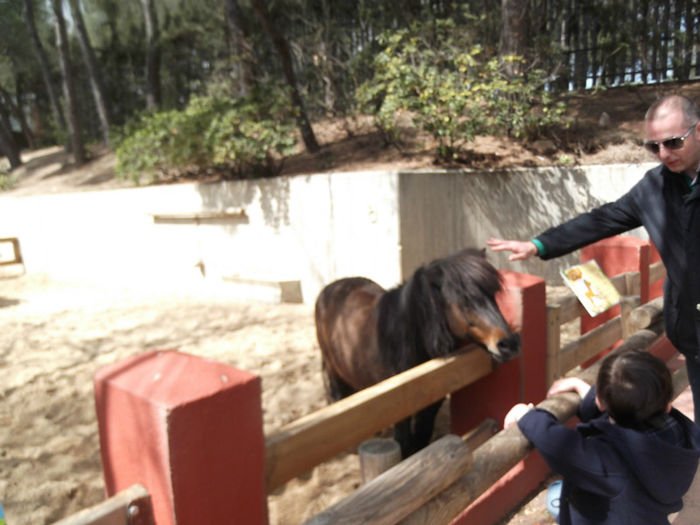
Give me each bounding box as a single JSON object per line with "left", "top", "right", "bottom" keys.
{"left": 0, "top": 170, "right": 17, "bottom": 191}
{"left": 355, "top": 19, "right": 568, "bottom": 162}
{"left": 114, "top": 87, "right": 298, "bottom": 184}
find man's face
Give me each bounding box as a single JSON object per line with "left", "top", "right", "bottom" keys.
{"left": 644, "top": 107, "right": 700, "bottom": 176}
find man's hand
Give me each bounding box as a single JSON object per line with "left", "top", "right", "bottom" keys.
{"left": 487, "top": 237, "right": 538, "bottom": 261}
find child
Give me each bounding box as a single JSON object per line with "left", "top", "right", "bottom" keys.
{"left": 504, "top": 349, "right": 700, "bottom": 524}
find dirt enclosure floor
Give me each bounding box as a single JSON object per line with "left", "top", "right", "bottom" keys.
{"left": 1, "top": 272, "right": 360, "bottom": 524}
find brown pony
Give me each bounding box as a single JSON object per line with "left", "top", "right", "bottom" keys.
{"left": 314, "top": 248, "right": 520, "bottom": 457}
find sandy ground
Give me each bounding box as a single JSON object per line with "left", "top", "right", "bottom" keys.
{"left": 0, "top": 271, "right": 362, "bottom": 524}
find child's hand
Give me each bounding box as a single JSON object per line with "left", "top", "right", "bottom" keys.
{"left": 547, "top": 377, "right": 591, "bottom": 399}
{"left": 504, "top": 403, "right": 534, "bottom": 429}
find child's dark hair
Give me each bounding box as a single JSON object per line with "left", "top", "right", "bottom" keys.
{"left": 596, "top": 349, "right": 672, "bottom": 429}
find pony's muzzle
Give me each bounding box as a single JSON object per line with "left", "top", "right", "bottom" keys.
{"left": 492, "top": 333, "right": 521, "bottom": 363}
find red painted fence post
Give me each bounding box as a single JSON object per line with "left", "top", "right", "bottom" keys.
{"left": 449, "top": 271, "right": 549, "bottom": 525}
{"left": 94, "top": 350, "right": 267, "bottom": 525}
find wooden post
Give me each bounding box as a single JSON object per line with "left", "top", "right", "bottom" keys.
{"left": 620, "top": 295, "right": 642, "bottom": 339}
{"left": 358, "top": 438, "right": 401, "bottom": 483}
{"left": 546, "top": 304, "right": 561, "bottom": 387}
{"left": 94, "top": 350, "right": 267, "bottom": 525}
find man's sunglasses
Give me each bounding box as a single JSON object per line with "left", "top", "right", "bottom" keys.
{"left": 643, "top": 123, "right": 697, "bottom": 154}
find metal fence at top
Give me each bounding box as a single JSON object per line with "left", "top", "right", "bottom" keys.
{"left": 537, "top": 0, "right": 699, "bottom": 90}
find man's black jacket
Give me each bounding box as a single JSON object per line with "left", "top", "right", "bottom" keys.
{"left": 535, "top": 164, "right": 700, "bottom": 359}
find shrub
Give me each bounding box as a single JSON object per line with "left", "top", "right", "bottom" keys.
{"left": 355, "top": 18, "right": 568, "bottom": 162}
{"left": 114, "top": 87, "right": 298, "bottom": 184}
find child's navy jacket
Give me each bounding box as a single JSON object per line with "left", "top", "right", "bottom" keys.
{"left": 518, "top": 387, "right": 700, "bottom": 524}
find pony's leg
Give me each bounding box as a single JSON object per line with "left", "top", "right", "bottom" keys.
{"left": 412, "top": 400, "right": 443, "bottom": 451}
{"left": 322, "top": 361, "right": 357, "bottom": 401}
{"left": 393, "top": 417, "right": 414, "bottom": 458}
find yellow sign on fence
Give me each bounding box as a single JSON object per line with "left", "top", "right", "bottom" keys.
{"left": 561, "top": 259, "right": 620, "bottom": 317}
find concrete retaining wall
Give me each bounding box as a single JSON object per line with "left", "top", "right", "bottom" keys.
{"left": 0, "top": 163, "right": 655, "bottom": 303}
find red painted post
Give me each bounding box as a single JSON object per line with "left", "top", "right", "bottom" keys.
{"left": 450, "top": 271, "right": 547, "bottom": 433}
{"left": 94, "top": 350, "right": 267, "bottom": 525}
{"left": 449, "top": 271, "right": 549, "bottom": 525}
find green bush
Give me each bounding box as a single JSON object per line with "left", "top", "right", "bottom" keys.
{"left": 0, "top": 173, "right": 17, "bottom": 191}
{"left": 114, "top": 88, "right": 298, "bottom": 184}
{"left": 356, "top": 18, "right": 568, "bottom": 162}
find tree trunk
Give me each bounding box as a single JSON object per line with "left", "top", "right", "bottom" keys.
{"left": 0, "top": 100, "right": 22, "bottom": 170}
{"left": 51, "top": 0, "right": 86, "bottom": 165}
{"left": 0, "top": 84, "right": 35, "bottom": 150}
{"left": 250, "top": 0, "right": 320, "bottom": 153}
{"left": 68, "top": 0, "right": 112, "bottom": 146}
{"left": 224, "top": 0, "right": 257, "bottom": 97}
{"left": 500, "top": 0, "right": 530, "bottom": 76}
{"left": 140, "top": 0, "right": 162, "bottom": 110}
{"left": 22, "top": 0, "right": 67, "bottom": 142}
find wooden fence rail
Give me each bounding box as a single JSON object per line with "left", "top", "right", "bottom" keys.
{"left": 52, "top": 484, "right": 154, "bottom": 525}
{"left": 265, "top": 346, "right": 493, "bottom": 491}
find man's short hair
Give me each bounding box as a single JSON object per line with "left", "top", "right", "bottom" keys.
{"left": 596, "top": 349, "right": 672, "bottom": 429}
{"left": 645, "top": 94, "right": 700, "bottom": 126}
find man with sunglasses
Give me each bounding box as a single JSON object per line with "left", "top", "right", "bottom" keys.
{"left": 488, "top": 94, "right": 700, "bottom": 423}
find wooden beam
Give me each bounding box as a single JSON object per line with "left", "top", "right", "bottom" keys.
{"left": 649, "top": 260, "right": 666, "bottom": 287}
{"left": 558, "top": 317, "right": 622, "bottom": 374}
{"left": 551, "top": 293, "right": 585, "bottom": 325}
{"left": 620, "top": 295, "right": 642, "bottom": 339}
{"left": 52, "top": 484, "right": 154, "bottom": 525}
{"left": 265, "top": 347, "right": 493, "bottom": 492}
{"left": 150, "top": 210, "right": 247, "bottom": 224}
{"left": 629, "top": 296, "right": 664, "bottom": 331}
{"left": 305, "top": 435, "right": 473, "bottom": 525}
{"left": 546, "top": 304, "right": 561, "bottom": 386}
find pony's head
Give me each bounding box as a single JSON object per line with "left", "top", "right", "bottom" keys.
{"left": 424, "top": 248, "right": 521, "bottom": 363}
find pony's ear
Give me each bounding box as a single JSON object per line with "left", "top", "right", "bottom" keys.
{"left": 479, "top": 248, "right": 487, "bottom": 258}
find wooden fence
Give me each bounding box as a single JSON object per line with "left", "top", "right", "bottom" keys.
{"left": 83, "top": 236, "right": 684, "bottom": 525}
{"left": 299, "top": 246, "right": 676, "bottom": 524}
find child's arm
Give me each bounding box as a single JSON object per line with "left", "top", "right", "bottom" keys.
{"left": 504, "top": 403, "right": 534, "bottom": 429}
{"left": 504, "top": 377, "right": 593, "bottom": 429}
{"left": 547, "top": 377, "right": 591, "bottom": 400}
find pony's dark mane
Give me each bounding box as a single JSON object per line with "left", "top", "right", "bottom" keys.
{"left": 376, "top": 248, "right": 503, "bottom": 374}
